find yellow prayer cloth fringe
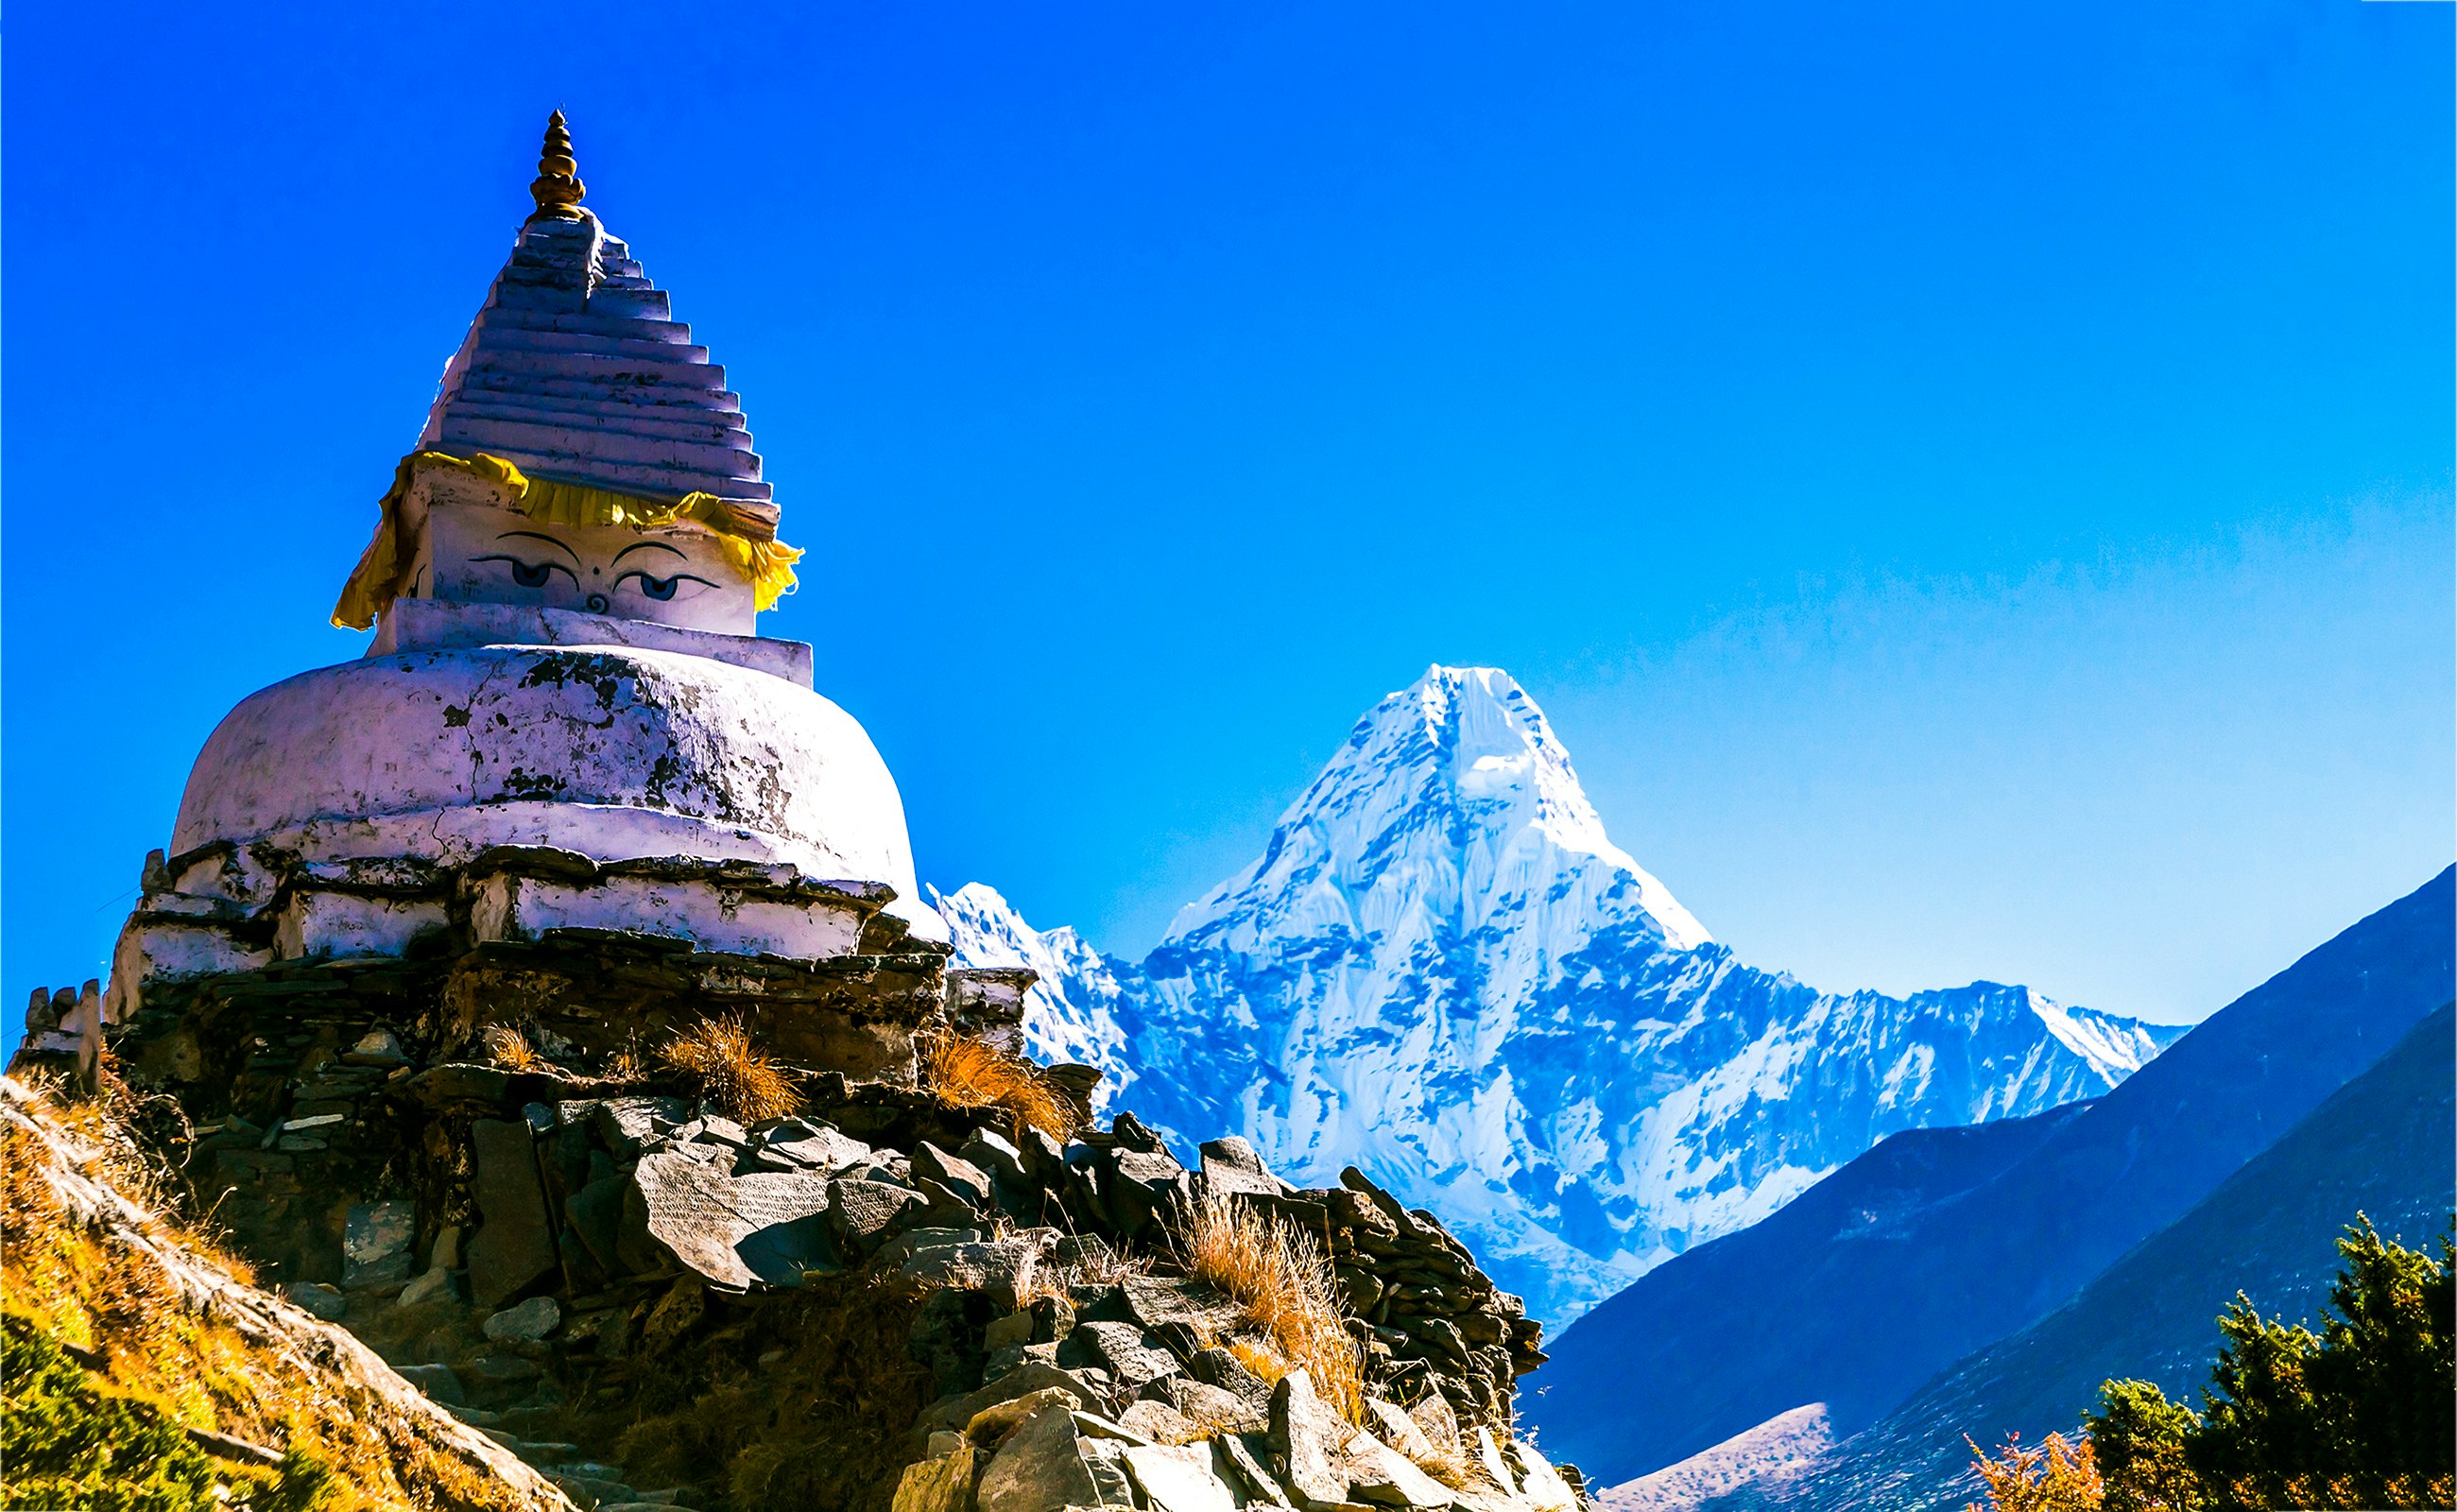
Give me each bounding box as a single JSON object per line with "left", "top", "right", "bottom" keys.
{"left": 331, "top": 451, "right": 803, "bottom": 629}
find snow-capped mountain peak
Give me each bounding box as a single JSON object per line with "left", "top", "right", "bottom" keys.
{"left": 1170, "top": 664, "right": 1710, "bottom": 955}
{"left": 936, "top": 666, "right": 2181, "bottom": 1324}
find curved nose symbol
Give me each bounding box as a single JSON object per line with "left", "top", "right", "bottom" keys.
{"left": 586, "top": 592, "right": 610, "bottom": 613}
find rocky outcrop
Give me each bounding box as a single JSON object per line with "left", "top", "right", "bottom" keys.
{"left": 25, "top": 940, "right": 1579, "bottom": 1512}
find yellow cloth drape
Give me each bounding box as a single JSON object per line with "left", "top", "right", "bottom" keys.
{"left": 331, "top": 451, "right": 803, "bottom": 629}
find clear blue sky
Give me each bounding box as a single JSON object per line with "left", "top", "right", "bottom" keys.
{"left": 4, "top": 1, "right": 2448, "bottom": 1040}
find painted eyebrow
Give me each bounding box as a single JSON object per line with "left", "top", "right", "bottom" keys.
{"left": 494, "top": 530, "right": 582, "bottom": 564}
{"left": 611, "top": 541, "right": 689, "bottom": 563}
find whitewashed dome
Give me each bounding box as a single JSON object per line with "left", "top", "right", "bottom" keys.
{"left": 169, "top": 638, "right": 940, "bottom": 943}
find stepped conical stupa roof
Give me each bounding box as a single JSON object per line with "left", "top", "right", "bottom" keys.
{"left": 416, "top": 112, "right": 770, "bottom": 507}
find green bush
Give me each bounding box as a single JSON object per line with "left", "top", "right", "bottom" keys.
{"left": 0, "top": 1314, "right": 223, "bottom": 1512}
{"left": 2083, "top": 1215, "right": 2454, "bottom": 1511}
{"left": 0, "top": 1314, "right": 336, "bottom": 1512}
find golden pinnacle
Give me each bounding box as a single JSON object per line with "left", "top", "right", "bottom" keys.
{"left": 528, "top": 110, "right": 587, "bottom": 220}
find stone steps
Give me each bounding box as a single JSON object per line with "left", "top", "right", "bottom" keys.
{"left": 466, "top": 1421, "right": 705, "bottom": 1512}
{"left": 587, "top": 288, "right": 672, "bottom": 320}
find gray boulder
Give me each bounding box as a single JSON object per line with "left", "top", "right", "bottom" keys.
{"left": 279, "top": 1281, "right": 349, "bottom": 1321}
{"left": 978, "top": 1404, "right": 1139, "bottom": 1512}
{"left": 1270, "top": 1369, "right": 1355, "bottom": 1511}
{"left": 467, "top": 1118, "right": 557, "bottom": 1309}
{"left": 483, "top": 1295, "right": 563, "bottom": 1343}
{"left": 829, "top": 1177, "right": 928, "bottom": 1257}
{"left": 1198, "top": 1136, "right": 1294, "bottom": 1198}
{"left": 619, "top": 1151, "right": 833, "bottom": 1290}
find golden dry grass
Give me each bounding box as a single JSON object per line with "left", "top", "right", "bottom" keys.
{"left": 603, "top": 1031, "right": 648, "bottom": 1084}
{"left": 917, "top": 1030, "right": 1082, "bottom": 1143}
{"left": 1173, "top": 1187, "right": 1366, "bottom": 1423}
{"left": 659, "top": 1015, "right": 803, "bottom": 1124}
{"left": 1, "top": 1078, "right": 549, "bottom": 1511}
{"left": 477, "top": 1025, "right": 545, "bottom": 1074}
{"left": 1964, "top": 1432, "right": 2104, "bottom": 1512}
{"left": 1390, "top": 1398, "right": 1473, "bottom": 1487}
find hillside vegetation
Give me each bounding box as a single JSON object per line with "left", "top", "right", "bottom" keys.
{"left": 0, "top": 1073, "right": 569, "bottom": 1511}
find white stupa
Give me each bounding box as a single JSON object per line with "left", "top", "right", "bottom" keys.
{"left": 78, "top": 116, "right": 974, "bottom": 1076}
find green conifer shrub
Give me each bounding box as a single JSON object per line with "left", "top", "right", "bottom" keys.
{"left": 2079, "top": 1214, "right": 2454, "bottom": 1512}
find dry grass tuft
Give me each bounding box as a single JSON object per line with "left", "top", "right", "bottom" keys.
{"left": 1227, "top": 1335, "right": 1291, "bottom": 1385}
{"left": 602, "top": 1031, "right": 647, "bottom": 1085}
{"left": 1174, "top": 1187, "right": 1366, "bottom": 1423}
{"left": 1043, "top": 1235, "right": 1150, "bottom": 1295}
{"left": 659, "top": 1016, "right": 803, "bottom": 1125}
{"left": 478, "top": 1026, "right": 545, "bottom": 1074}
{"left": 1397, "top": 1411, "right": 1474, "bottom": 1487}
{"left": 917, "top": 1030, "right": 1082, "bottom": 1143}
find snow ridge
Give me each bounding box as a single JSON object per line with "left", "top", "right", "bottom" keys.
{"left": 936, "top": 665, "right": 2182, "bottom": 1324}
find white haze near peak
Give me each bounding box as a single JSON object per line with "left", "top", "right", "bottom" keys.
{"left": 933, "top": 664, "right": 2183, "bottom": 1325}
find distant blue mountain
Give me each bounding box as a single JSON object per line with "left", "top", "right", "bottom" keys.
{"left": 1528, "top": 866, "right": 2455, "bottom": 1489}
{"left": 1792, "top": 998, "right": 2454, "bottom": 1512}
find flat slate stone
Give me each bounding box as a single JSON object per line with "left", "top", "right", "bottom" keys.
{"left": 1122, "top": 1274, "right": 1245, "bottom": 1338}
{"left": 977, "top": 1403, "right": 1137, "bottom": 1512}
{"left": 829, "top": 1178, "right": 926, "bottom": 1256}
{"left": 750, "top": 1125, "right": 871, "bottom": 1174}
{"left": 467, "top": 1118, "right": 557, "bottom": 1309}
{"left": 1071, "top": 1320, "right": 1182, "bottom": 1392}
{"left": 919, "top": 1363, "right": 1106, "bottom": 1435}
{"left": 592, "top": 1096, "right": 689, "bottom": 1159}
{"left": 1199, "top": 1136, "right": 1294, "bottom": 1198}
{"left": 621, "top": 1152, "right": 833, "bottom": 1291}
{"left": 1343, "top": 1431, "right": 1453, "bottom": 1509}
{"left": 913, "top": 1142, "right": 991, "bottom": 1208}
{"left": 484, "top": 1295, "right": 563, "bottom": 1343}
{"left": 1124, "top": 1444, "right": 1239, "bottom": 1512}
{"left": 563, "top": 1174, "right": 628, "bottom": 1276}
{"left": 1270, "top": 1370, "right": 1353, "bottom": 1511}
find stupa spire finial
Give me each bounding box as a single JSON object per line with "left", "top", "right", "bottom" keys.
{"left": 528, "top": 110, "right": 587, "bottom": 220}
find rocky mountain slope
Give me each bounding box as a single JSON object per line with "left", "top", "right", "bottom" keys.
{"left": 1787, "top": 998, "right": 2455, "bottom": 1512}
{"left": 937, "top": 665, "right": 2179, "bottom": 1323}
{"left": 1529, "top": 865, "right": 2455, "bottom": 1489}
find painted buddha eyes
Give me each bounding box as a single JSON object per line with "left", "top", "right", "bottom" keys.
{"left": 614, "top": 569, "right": 715, "bottom": 602}
{"left": 610, "top": 541, "right": 713, "bottom": 604}
{"left": 498, "top": 558, "right": 563, "bottom": 589}
{"left": 474, "top": 531, "right": 581, "bottom": 593}
{"left": 472, "top": 533, "right": 714, "bottom": 608}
